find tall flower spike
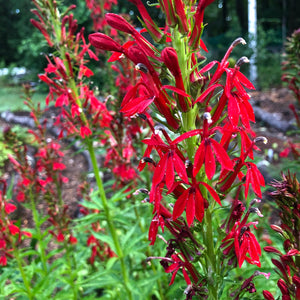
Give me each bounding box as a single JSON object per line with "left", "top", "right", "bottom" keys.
{"left": 88, "top": 33, "right": 123, "bottom": 52}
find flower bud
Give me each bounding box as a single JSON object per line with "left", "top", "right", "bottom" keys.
{"left": 161, "top": 47, "right": 181, "bottom": 77}
{"left": 262, "top": 290, "right": 275, "bottom": 300}
{"left": 89, "top": 33, "right": 123, "bottom": 52}
{"left": 105, "top": 13, "right": 135, "bottom": 35}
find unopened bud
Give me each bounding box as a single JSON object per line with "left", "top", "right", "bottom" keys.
{"left": 270, "top": 224, "right": 284, "bottom": 234}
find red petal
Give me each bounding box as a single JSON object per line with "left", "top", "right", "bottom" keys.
{"left": 193, "top": 141, "right": 205, "bottom": 177}
{"left": 165, "top": 153, "right": 175, "bottom": 190}
{"left": 210, "top": 139, "right": 234, "bottom": 171}
{"left": 228, "top": 94, "right": 240, "bottom": 126}
{"left": 194, "top": 84, "right": 223, "bottom": 104}
{"left": 194, "top": 187, "right": 205, "bottom": 222}
{"left": 152, "top": 154, "right": 168, "bottom": 186}
{"left": 199, "top": 61, "right": 218, "bottom": 74}
{"left": 236, "top": 71, "right": 255, "bottom": 90}
{"left": 173, "top": 189, "right": 189, "bottom": 220}
{"left": 182, "top": 268, "right": 192, "bottom": 285}
{"left": 173, "top": 152, "right": 189, "bottom": 183}
{"left": 171, "top": 129, "right": 201, "bottom": 145}
{"left": 161, "top": 85, "right": 191, "bottom": 97}
{"left": 186, "top": 191, "right": 196, "bottom": 226}
{"left": 200, "top": 181, "right": 222, "bottom": 206}
{"left": 205, "top": 142, "right": 215, "bottom": 180}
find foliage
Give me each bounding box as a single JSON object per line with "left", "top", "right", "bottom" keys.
{"left": 282, "top": 28, "right": 300, "bottom": 103}
{"left": 255, "top": 26, "right": 282, "bottom": 90}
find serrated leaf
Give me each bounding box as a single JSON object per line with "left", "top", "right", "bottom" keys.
{"left": 110, "top": 185, "right": 132, "bottom": 202}
{"left": 106, "top": 257, "right": 118, "bottom": 270}
{"left": 80, "top": 199, "right": 101, "bottom": 210}
{"left": 46, "top": 247, "right": 65, "bottom": 260}
{"left": 92, "top": 232, "right": 116, "bottom": 254}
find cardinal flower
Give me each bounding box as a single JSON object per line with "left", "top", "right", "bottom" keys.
{"left": 172, "top": 177, "right": 221, "bottom": 226}
{"left": 221, "top": 208, "right": 262, "bottom": 268}
{"left": 165, "top": 253, "right": 192, "bottom": 286}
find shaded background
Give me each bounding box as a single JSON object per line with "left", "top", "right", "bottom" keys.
{"left": 0, "top": 0, "right": 299, "bottom": 89}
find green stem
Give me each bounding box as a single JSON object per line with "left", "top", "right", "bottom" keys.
{"left": 204, "top": 208, "right": 218, "bottom": 300}
{"left": 133, "top": 206, "right": 165, "bottom": 300}
{"left": 86, "top": 141, "right": 133, "bottom": 300}
{"left": 14, "top": 249, "right": 34, "bottom": 300}
{"left": 64, "top": 240, "right": 79, "bottom": 299}
{"left": 29, "top": 188, "right": 48, "bottom": 273}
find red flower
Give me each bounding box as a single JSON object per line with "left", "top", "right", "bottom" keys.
{"left": 244, "top": 162, "right": 265, "bottom": 198}
{"left": 173, "top": 115, "right": 234, "bottom": 180}
{"left": 172, "top": 178, "right": 221, "bottom": 226}
{"left": 69, "top": 235, "right": 77, "bottom": 245}
{"left": 53, "top": 162, "right": 66, "bottom": 171}
{"left": 4, "top": 202, "right": 17, "bottom": 214}
{"left": 8, "top": 224, "right": 20, "bottom": 235}
{"left": 0, "top": 255, "right": 7, "bottom": 266}
{"left": 80, "top": 126, "right": 92, "bottom": 138}
{"left": 165, "top": 254, "right": 191, "bottom": 286}
{"left": 224, "top": 67, "right": 255, "bottom": 128}
{"left": 221, "top": 210, "right": 261, "bottom": 268}
{"left": 57, "top": 232, "right": 65, "bottom": 242}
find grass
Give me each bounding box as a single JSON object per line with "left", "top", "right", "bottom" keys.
{"left": 0, "top": 79, "right": 47, "bottom": 112}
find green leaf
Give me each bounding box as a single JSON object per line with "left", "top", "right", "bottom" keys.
{"left": 92, "top": 232, "right": 117, "bottom": 254}
{"left": 109, "top": 185, "right": 132, "bottom": 202}
{"left": 106, "top": 257, "right": 118, "bottom": 270}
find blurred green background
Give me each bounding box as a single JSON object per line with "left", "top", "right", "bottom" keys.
{"left": 0, "top": 0, "right": 299, "bottom": 110}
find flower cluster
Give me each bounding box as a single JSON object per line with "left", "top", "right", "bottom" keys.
{"left": 263, "top": 172, "right": 300, "bottom": 300}
{"left": 89, "top": 0, "right": 266, "bottom": 296}
{"left": 5, "top": 86, "right": 76, "bottom": 245}
{"left": 0, "top": 180, "right": 31, "bottom": 266}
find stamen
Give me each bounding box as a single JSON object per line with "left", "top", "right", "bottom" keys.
{"left": 185, "top": 159, "right": 192, "bottom": 168}
{"left": 203, "top": 112, "right": 212, "bottom": 124}
{"left": 235, "top": 56, "right": 250, "bottom": 67}
{"left": 133, "top": 188, "right": 149, "bottom": 195}
{"left": 249, "top": 207, "right": 264, "bottom": 217}
{"left": 231, "top": 37, "right": 247, "bottom": 48}
{"left": 135, "top": 63, "right": 149, "bottom": 74}
{"left": 137, "top": 113, "right": 147, "bottom": 120}
{"left": 141, "top": 157, "right": 156, "bottom": 165}
{"left": 254, "top": 136, "right": 268, "bottom": 145}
